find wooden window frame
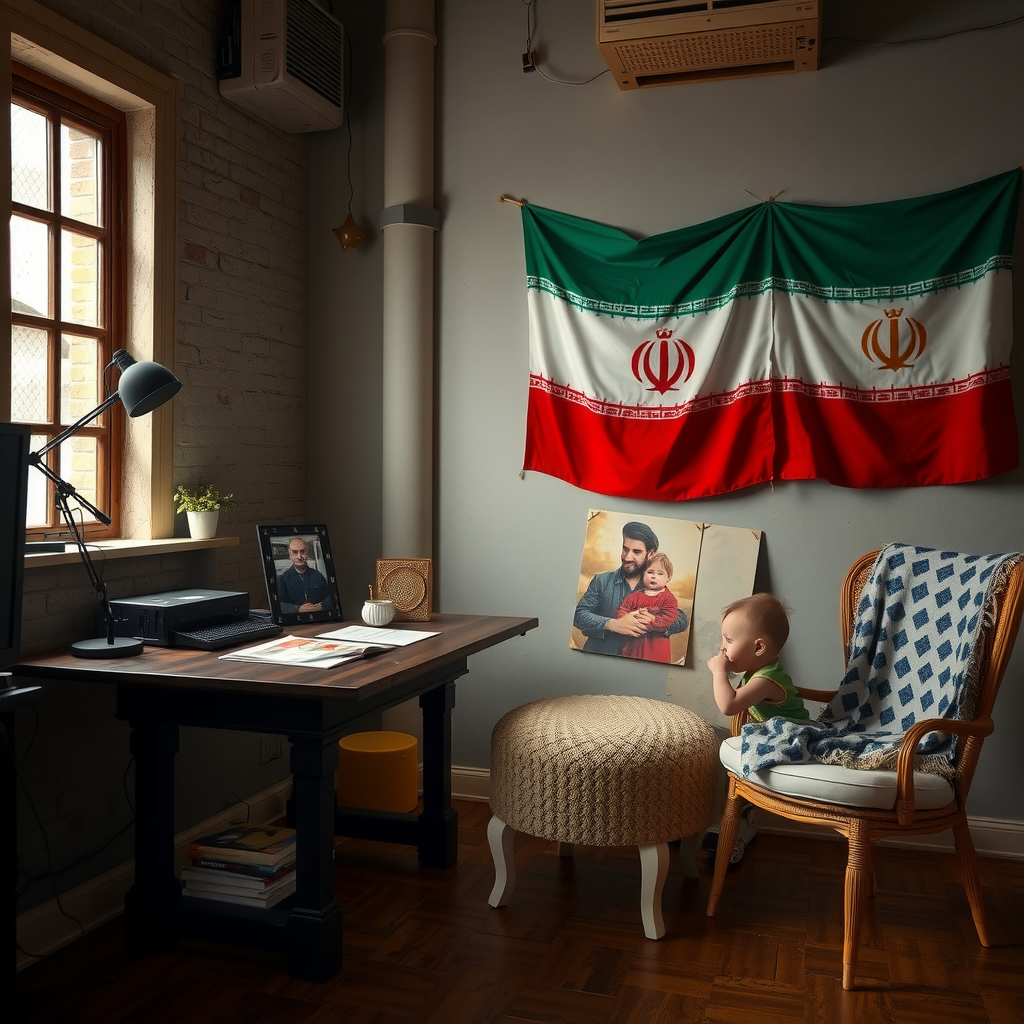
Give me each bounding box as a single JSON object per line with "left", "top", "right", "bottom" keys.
{"left": 12, "top": 62, "right": 127, "bottom": 539}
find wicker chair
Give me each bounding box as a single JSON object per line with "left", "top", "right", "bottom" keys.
{"left": 706, "top": 548, "right": 1024, "bottom": 989}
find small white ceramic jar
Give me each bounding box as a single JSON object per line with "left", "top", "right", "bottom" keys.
{"left": 361, "top": 599, "right": 396, "bottom": 626}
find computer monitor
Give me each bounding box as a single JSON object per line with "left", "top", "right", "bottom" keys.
{"left": 0, "top": 423, "right": 30, "bottom": 670}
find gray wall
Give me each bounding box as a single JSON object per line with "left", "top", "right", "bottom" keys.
{"left": 412, "top": 0, "right": 1024, "bottom": 819}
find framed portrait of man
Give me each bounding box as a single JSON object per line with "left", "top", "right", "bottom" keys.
{"left": 571, "top": 509, "right": 702, "bottom": 666}
{"left": 256, "top": 524, "right": 343, "bottom": 626}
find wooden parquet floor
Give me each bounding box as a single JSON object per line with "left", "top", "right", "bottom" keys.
{"left": 16, "top": 799, "right": 1024, "bottom": 1023}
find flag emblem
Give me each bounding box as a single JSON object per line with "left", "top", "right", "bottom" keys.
{"left": 861, "top": 308, "right": 928, "bottom": 371}
{"left": 631, "top": 329, "right": 695, "bottom": 394}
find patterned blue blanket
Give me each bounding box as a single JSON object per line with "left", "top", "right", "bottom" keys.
{"left": 739, "top": 544, "right": 1022, "bottom": 778}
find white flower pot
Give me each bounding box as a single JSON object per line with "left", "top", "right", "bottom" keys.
{"left": 186, "top": 510, "right": 219, "bottom": 540}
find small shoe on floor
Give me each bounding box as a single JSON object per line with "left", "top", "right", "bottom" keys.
{"left": 702, "top": 805, "right": 758, "bottom": 865}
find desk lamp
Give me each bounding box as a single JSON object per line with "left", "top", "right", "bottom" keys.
{"left": 28, "top": 349, "right": 182, "bottom": 659}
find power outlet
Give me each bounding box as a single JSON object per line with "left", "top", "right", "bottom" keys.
{"left": 259, "top": 735, "right": 285, "bottom": 765}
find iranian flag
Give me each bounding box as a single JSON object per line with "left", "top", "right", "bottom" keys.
{"left": 521, "top": 168, "right": 1021, "bottom": 501}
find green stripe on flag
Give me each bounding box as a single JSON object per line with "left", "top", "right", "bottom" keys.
{"left": 522, "top": 169, "right": 1021, "bottom": 317}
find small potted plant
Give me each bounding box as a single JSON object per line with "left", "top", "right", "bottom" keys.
{"left": 174, "top": 484, "right": 235, "bottom": 539}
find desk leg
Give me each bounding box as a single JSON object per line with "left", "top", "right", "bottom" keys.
{"left": 418, "top": 681, "right": 458, "bottom": 869}
{"left": 123, "top": 719, "right": 179, "bottom": 952}
{"left": 286, "top": 733, "right": 343, "bottom": 982}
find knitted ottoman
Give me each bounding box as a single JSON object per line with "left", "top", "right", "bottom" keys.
{"left": 487, "top": 694, "right": 718, "bottom": 939}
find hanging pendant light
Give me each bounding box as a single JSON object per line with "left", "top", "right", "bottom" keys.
{"left": 333, "top": 212, "right": 366, "bottom": 250}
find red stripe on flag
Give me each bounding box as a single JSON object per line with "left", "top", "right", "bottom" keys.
{"left": 524, "top": 386, "right": 775, "bottom": 501}
{"left": 775, "top": 378, "right": 1018, "bottom": 488}
{"left": 524, "top": 379, "right": 1017, "bottom": 500}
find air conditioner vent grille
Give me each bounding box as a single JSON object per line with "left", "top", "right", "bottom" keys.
{"left": 603, "top": 0, "right": 800, "bottom": 21}
{"left": 605, "top": 2, "right": 708, "bottom": 22}
{"left": 615, "top": 24, "right": 795, "bottom": 71}
{"left": 285, "top": 0, "right": 343, "bottom": 107}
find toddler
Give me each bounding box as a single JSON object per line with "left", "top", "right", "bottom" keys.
{"left": 707, "top": 592, "right": 807, "bottom": 722}
{"left": 703, "top": 593, "right": 807, "bottom": 863}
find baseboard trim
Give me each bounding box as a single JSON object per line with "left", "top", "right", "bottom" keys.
{"left": 16, "top": 778, "right": 292, "bottom": 971}
{"left": 451, "top": 767, "right": 1024, "bottom": 860}
{"left": 19, "top": 770, "right": 1024, "bottom": 969}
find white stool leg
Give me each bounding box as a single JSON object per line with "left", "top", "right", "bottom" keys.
{"left": 487, "top": 815, "right": 517, "bottom": 907}
{"left": 678, "top": 833, "right": 699, "bottom": 879}
{"left": 638, "top": 842, "right": 669, "bottom": 939}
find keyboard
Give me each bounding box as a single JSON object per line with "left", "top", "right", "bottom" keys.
{"left": 172, "top": 615, "right": 283, "bottom": 651}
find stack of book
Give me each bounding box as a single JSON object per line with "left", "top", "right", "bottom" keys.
{"left": 181, "top": 823, "right": 297, "bottom": 909}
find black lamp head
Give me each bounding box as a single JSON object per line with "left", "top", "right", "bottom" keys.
{"left": 112, "top": 349, "right": 182, "bottom": 416}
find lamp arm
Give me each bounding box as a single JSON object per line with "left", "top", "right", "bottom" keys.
{"left": 31, "top": 390, "right": 122, "bottom": 461}
{"left": 28, "top": 455, "right": 112, "bottom": 527}
{"left": 52, "top": 485, "right": 115, "bottom": 645}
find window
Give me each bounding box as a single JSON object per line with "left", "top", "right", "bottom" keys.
{"left": 11, "top": 64, "right": 126, "bottom": 537}
{"left": 2, "top": 0, "right": 179, "bottom": 542}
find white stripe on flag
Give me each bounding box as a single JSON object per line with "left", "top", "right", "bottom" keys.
{"left": 529, "top": 272, "right": 1010, "bottom": 408}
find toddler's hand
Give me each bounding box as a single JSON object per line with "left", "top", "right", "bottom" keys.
{"left": 707, "top": 651, "right": 732, "bottom": 674}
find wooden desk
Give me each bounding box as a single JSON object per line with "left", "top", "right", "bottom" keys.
{"left": 15, "top": 613, "right": 537, "bottom": 982}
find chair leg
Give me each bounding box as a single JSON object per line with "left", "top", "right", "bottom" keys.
{"left": 678, "top": 833, "right": 699, "bottom": 880}
{"left": 953, "top": 820, "right": 991, "bottom": 946}
{"left": 842, "top": 824, "right": 872, "bottom": 990}
{"left": 706, "top": 789, "right": 742, "bottom": 917}
{"left": 638, "top": 842, "right": 669, "bottom": 940}
{"left": 557, "top": 842, "right": 573, "bottom": 858}
{"left": 487, "top": 815, "right": 517, "bottom": 907}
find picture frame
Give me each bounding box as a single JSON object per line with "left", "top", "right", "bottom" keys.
{"left": 256, "top": 524, "right": 343, "bottom": 626}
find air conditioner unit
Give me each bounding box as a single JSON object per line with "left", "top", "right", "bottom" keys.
{"left": 219, "top": 0, "right": 344, "bottom": 133}
{"left": 596, "top": 0, "right": 821, "bottom": 90}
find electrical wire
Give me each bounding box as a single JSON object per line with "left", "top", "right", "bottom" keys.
{"left": 523, "top": 0, "right": 609, "bottom": 87}
{"left": 15, "top": 756, "right": 136, "bottom": 914}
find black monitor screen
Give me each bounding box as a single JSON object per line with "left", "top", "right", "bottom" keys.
{"left": 0, "top": 423, "right": 30, "bottom": 669}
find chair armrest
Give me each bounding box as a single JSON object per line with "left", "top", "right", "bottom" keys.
{"left": 795, "top": 686, "right": 839, "bottom": 703}
{"left": 730, "top": 711, "right": 747, "bottom": 736}
{"left": 894, "top": 716, "right": 994, "bottom": 824}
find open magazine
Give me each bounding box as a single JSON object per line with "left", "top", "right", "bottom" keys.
{"left": 218, "top": 634, "right": 392, "bottom": 668}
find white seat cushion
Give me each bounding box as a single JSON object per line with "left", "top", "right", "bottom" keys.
{"left": 719, "top": 736, "right": 954, "bottom": 811}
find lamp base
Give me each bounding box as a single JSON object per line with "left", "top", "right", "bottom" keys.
{"left": 71, "top": 636, "right": 145, "bottom": 659}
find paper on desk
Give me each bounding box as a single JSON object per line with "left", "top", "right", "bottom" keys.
{"left": 317, "top": 625, "right": 439, "bottom": 646}
{"left": 219, "top": 634, "right": 389, "bottom": 668}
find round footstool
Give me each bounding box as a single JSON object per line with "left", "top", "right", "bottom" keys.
{"left": 487, "top": 694, "right": 718, "bottom": 939}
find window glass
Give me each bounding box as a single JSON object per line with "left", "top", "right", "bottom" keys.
{"left": 11, "top": 102, "right": 49, "bottom": 209}
{"left": 10, "top": 214, "right": 50, "bottom": 316}
{"left": 60, "top": 333, "right": 100, "bottom": 425}
{"left": 26, "top": 433, "right": 48, "bottom": 528}
{"left": 61, "top": 229, "right": 101, "bottom": 327}
{"left": 11, "top": 323, "right": 49, "bottom": 422}
{"left": 61, "top": 122, "right": 102, "bottom": 226}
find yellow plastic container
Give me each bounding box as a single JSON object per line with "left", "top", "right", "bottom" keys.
{"left": 336, "top": 731, "right": 419, "bottom": 813}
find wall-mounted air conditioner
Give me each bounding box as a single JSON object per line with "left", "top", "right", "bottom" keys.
{"left": 219, "top": 0, "right": 344, "bottom": 133}
{"left": 596, "top": 0, "right": 821, "bottom": 90}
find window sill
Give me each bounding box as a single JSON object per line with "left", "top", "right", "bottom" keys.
{"left": 24, "top": 535, "right": 240, "bottom": 569}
